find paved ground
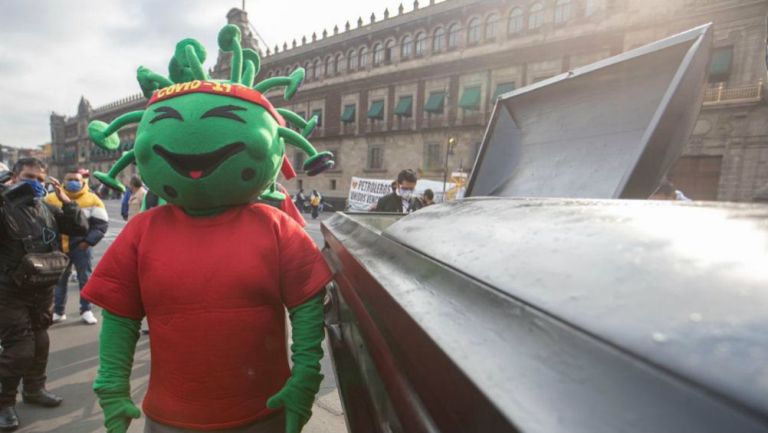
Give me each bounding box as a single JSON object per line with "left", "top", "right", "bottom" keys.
{"left": 12, "top": 200, "right": 346, "bottom": 433}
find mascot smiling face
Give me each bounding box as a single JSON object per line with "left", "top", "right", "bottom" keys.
{"left": 88, "top": 24, "right": 333, "bottom": 213}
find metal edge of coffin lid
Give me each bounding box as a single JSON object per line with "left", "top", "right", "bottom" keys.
{"left": 321, "top": 199, "right": 768, "bottom": 433}
{"left": 466, "top": 24, "right": 713, "bottom": 199}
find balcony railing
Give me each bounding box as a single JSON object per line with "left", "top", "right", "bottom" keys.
{"left": 704, "top": 81, "right": 763, "bottom": 105}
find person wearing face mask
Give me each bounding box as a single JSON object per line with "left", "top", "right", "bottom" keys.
{"left": 374, "top": 169, "right": 424, "bottom": 214}
{"left": 46, "top": 169, "right": 109, "bottom": 325}
{"left": 0, "top": 158, "right": 89, "bottom": 430}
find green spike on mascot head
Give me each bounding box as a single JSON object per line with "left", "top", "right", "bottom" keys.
{"left": 82, "top": 24, "right": 333, "bottom": 433}
{"left": 89, "top": 24, "right": 333, "bottom": 215}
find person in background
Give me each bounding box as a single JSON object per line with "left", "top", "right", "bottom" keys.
{"left": 422, "top": 189, "right": 435, "bottom": 207}
{"left": 650, "top": 178, "right": 691, "bottom": 201}
{"left": 127, "top": 175, "right": 146, "bottom": 221}
{"left": 310, "top": 189, "right": 322, "bottom": 220}
{"left": 46, "top": 169, "right": 109, "bottom": 325}
{"left": 294, "top": 188, "right": 307, "bottom": 214}
{"left": 374, "top": 169, "right": 424, "bottom": 214}
{"left": 120, "top": 186, "right": 131, "bottom": 221}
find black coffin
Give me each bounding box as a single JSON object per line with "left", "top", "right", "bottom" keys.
{"left": 322, "top": 199, "right": 768, "bottom": 433}
{"left": 466, "top": 24, "right": 712, "bottom": 199}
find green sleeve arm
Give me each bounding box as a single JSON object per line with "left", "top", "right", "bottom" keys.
{"left": 267, "top": 293, "right": 326, "bottom": 433}
{"left": 94, "top": 310, "right": 142, "bottom": 433}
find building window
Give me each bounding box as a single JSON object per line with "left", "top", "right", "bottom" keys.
{"left": 330, "top": 179, "right": 337, "bottom": 190}
{"left": 485, "top": 14, "right": 499, "bottom": 40}
{"left": 341, "top": 104, "right": 356, "bottom": 124}
{"left": 311, "top": 109, "right": 323, "bottom": 127}
{"left": 367, "top": 145, "right": 383, "bottom": 169}
{"left": 402, "top": 35, "right": 413, "bottom": 59}
{"left": 433, "top": 27, "right": 446, "bottom": 52}
{"left": 313, "top": 59, "right": 321, "bottom": 79}
{"left": 305, "top": 62, "right": 313, "bottom": 80}
{"left": 359, "top": 47, "right": 369, "bottom": 68}
{"left": 708, "top": 46, "right": 734, "bottom": 83}
{"left": 348, "top": 50, "right": 357, "bottom": 71}
{"left": 448, "top": 24, "right": 461, "bottom": 49}
{"left": 467, "top": 18, "right": 481, "bottom": 44}
{"left": 424, "top": 91, "right": 446, "bottom": 115}
{"left": 373, "top": 43, "right": 384, "bottom": 66}
{"left": 585, "top": 0, "right": 603, "bottom": 16}
{"left": 298, "top": 179, "right": 303, "bottom": 191}
{"left": 459, "top": 86, "right": 482, "bottom": 111}
{"left": 424, "top": 143, "right": 443, "bottom": 170}
{"left": 415, "top": 32, "right": 426, "bottom": 56}
{"left": 293, "top": 152, "right": 305, "bottom": 169}
{"left": 325, "top": 56, "right": 333, "bottom": 76}
{"left": 529, "top": 3, "right": 545, "bottom": 30}
{"left": 493, "top": 82, "right": 516, "bottom": 100}
{"left": 386, "top": 41, "right": 395, "bottom": 63}
{"left": 508, "top": 8, "right": 524, "bottom": 34}
{"left": 554, "top": 0, "right": 571, "bottom": 24}
{"left": 367, "top": 100, "right": 385, "bottom": 121}
{"left": 336, "top": 54, "right": 345, "bottom": 74}
{"left": 394, "top": 95, "right": 413, "bottom": 118}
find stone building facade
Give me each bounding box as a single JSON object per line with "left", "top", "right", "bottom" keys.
{"left": 50, "top": 0, "right": 767, "bottom": 203}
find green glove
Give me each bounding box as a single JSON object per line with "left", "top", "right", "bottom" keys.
{"left": 267, "top": 293, "right": 325, "bottom": 433}
{"left": 99, "top": 392, "right": 141, "bottom": 433}
{"left": 93, "top": 310, "right": 142, "bottom": 433}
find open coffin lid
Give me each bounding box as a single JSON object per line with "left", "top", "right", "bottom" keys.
{"left": 465, "top": 24, "right": 713, "bottom": 199}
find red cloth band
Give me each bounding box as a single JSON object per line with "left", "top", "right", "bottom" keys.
{"left": 147, "top": 81, "right": 285, "bottom": 126}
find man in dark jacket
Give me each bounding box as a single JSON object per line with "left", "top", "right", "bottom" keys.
{"left": 0, "top": 158, "right": 89, "bottom": 430}
{"left": 374, "top": 169, "right": 424, "bottom": 214}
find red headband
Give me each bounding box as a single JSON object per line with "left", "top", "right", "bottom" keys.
{"left": 147, "top": 81, "right": 285, "bottom": 126}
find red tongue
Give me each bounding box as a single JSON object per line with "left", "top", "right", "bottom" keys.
{"left": 189, "top": 171, "right": 203, "bottom": 179}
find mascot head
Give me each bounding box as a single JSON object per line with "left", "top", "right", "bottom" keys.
{"left": 88, "top": 24, "right": 333, "bottom": 214}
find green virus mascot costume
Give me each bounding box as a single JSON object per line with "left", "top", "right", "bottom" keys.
{"left": 82, "top": 24, "right": 334, "bottom": 433}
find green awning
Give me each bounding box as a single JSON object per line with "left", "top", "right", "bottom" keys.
{"left": 709, "top": 47, "right": 733, "bottom": 77}
{"left": 311, "top": 109, "right": 322, "bottom": 126}
{"left": 341, "top": 105, "right": 356, "bottom": 123}
{"left": 424, "top": 92, "right": 446, "bottom": 113}
{"left": 394, "top": 96, "right": 413, "bottom": 117}
{"left": 367, "top": 100, "right": 385, "bottom": 120}
{"left": 458, "top": 86, "right": 481, "bottom": 110}
{"left": 493, "top": 82, "right": 516, "bottom": 99}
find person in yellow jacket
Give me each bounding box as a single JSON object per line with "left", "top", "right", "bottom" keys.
{"left": 45, "top": 169, "right": 109, "bottom": 325}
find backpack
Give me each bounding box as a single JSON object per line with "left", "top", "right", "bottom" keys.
{"left": 310, "top": 195, "right": 321, "bottom": 207}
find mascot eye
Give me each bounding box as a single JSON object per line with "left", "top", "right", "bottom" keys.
{"left": 150, "top": 106, "right": 184, "bottom": 124}
{"left": 201, "top": 105, "right": 247, "bottom": 123}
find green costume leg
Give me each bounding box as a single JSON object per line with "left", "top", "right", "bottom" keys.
{"left": 94, "top": 310, "right": 142, "bottom": 433}
{"left": 267, "top": 293, "right": 325, "bottom": 433}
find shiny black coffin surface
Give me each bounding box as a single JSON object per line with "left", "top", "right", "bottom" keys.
{"left": 322, "top": 199, "right": 768, "bottom": 433}
{"left": 466, "top": 24, "right": 712, "bottom": 199}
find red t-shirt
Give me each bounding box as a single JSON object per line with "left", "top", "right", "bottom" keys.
{"left": 82, "top": 204, "right": 332, "bottom": 430}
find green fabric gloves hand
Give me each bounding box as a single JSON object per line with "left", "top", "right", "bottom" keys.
{"left": 267, "top": 293, "right": 326, "bottom": 433}
{"left": 93, "top": 310, "right": 142, "bottom": 433}
{"left": 99, "top": 392, "right": 141, "bottom": 433}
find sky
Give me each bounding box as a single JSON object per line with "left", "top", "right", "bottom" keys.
{"left": 0, "top": 0, "right": 416, "bottom": 148}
